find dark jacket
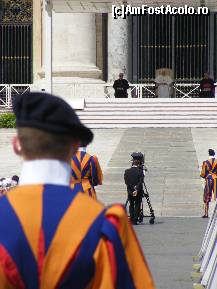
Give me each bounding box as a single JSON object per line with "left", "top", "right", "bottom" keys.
{"left": 124, "top": 166, "right": 144, "bottom": 196}
{"left": 199, "top": 78, "right": 215, "bottom": 97}
{"left": 113, "top": 79, "right": 129, "bottom": 98}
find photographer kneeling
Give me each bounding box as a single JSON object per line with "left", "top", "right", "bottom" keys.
{"left": 124, "top": 159, "right": 144, "bottom": 225}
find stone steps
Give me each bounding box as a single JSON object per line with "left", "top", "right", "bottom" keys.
{"left": 78, "top": 111, "right": 217, "bottom": 115}
{"left": 79, "top": 115, "right": 217, "bottom": 120}
{"left": 76, "top": 98, "right": 217, "bottom": 128}
{"left": 0, "top": 109, "right": 12, "bottom": 114}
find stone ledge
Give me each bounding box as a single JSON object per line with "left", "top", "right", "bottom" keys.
{"left": 38, "top": 68, "right": 102, "bottom": 79}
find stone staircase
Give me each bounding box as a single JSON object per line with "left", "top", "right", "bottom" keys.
{"left": 76, "top": 98, "right": 217, "bottom": 128}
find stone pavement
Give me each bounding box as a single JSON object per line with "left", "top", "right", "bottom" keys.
{"left": 95, "top": 128, "right": 204, "bottom": 217}
{"left": 0, "top": 129, "right": 22, "bottom": 177}
{"left": 1, "top": 128, "right": 217, "bottom": 215}
{"left": 0, "top": 128, "right": 215, "bottom": 289}
{"left": 135, "top": 217, "right": 208, "bottom": 289}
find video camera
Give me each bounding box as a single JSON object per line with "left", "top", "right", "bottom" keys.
{"left": 131, "top": 152, "right": 148, "bottom": 179}
{"left": 131, "top": 152, "right": 147, "bottom": 168}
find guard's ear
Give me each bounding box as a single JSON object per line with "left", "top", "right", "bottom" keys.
{"left": 12, "top": 136, "right": 22, "bottom": 156}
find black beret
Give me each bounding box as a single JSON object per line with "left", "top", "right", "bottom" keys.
{"left": 12, "top": 92, "right": 93, "bottom": 145}
{"left": 208, "top": 149, "right": 215, "bottom": 156}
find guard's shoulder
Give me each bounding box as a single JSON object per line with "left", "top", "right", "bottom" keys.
{"left": 83, "top": 151, "right": 92, "bottom": 160}
{"left": 105, "top": 204, "right": 126, "bottom": 220}
{"left": 92, "top": 154, "right": 99, "bottom": 159}
{"left": 91, "top": 154, "right": 98, "bottom": 161}
{"left": 74, "top": 150, "right": 91, "bottom": 158}
{"left": 75, "top": 191, "right": 104, "bottom": 211}
{"left": 0, "top": 186, "right": 23, "bottom": 214}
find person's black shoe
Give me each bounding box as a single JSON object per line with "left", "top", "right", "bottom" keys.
{"left": 201, "top": 215, "right": 208, "bottom": 218}
{"left": 133, "top": 221, "right": 138, "bottom": 225}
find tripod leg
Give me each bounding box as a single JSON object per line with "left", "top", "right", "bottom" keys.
{"left": 124, "top": 198, "right": 129, "bottom": 208}
{"left": 125, "top": 198, "right": 131, "bottom": 219}
{"left": 143, "top": 182, "right": 155, "bottom": 218}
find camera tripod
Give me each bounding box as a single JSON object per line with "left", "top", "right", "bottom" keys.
{"left": 125, "top": 181, "right": 155, "bottom": 225}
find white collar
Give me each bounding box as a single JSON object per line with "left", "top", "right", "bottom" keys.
{"left": 79, "top": 147, "right": 87, "bottom": 152}
{"left": 209, "top": 156, "right": 215, "bottom": 159}
{"left": 19, "top": 160, "right": 71, "bottom": 186}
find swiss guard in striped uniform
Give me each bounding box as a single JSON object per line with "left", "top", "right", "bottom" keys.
{"left": 0, "top": 92, "right": 156, "bottom": 289}
{"left": 71, "top": 144, "right": 103, "bottom": 199}
{"left": 200, "top": 149, "right": 217, "bottom": 218}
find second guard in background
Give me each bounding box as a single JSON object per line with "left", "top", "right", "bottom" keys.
{"left": 200, "top": 149, "right": 217, "bottom": 218}
{"left": 71, "top": 143, "right": 103, "bottom": 199}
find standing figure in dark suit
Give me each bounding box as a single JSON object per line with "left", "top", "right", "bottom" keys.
{"left": 199, "top": 72, "right": 215, "bottom": 98}
{"left": 113, "top": 73, "right": 130, "bottom": 98}
{"left": 124, "top": 159, "right": 144, "bottom": 224}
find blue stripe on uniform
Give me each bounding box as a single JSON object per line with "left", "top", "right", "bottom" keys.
{"left": 81, "top": 158, "right": 91, "bottom": 179}
{"left": 206, "top": 160, "right": 212, "bottom": 170}
{"left": 101, "top": 219, "right": 136, "bottom": 289}
{"left": 80, "top": 151, "right": 86, "bottom": 163}
{"left": 0, "top": 196, "right": 38, "bottom": 289}
{"left": 73, "top": 155, "right": 81, "bottom": 172}
{"left": 58, "top": 209, "right": 106, "bottom": 289}
{"left": 42, "top": 185, "right": 79, "bottom": 253}
{"left": 71, "top": 168, "right": 77, "bottom": 179}
{"left": 90, "top": 157, "right": 98, "bottom": 186}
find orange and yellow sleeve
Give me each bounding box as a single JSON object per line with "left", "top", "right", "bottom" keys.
{"left": 91, "top": 239, "right": 115, "bottom": 289}
{"left": 200, "top": 162, "right": 207, "bottom": 178}
{"left": 89, "top": 205, "right": 156, "bottom": 289}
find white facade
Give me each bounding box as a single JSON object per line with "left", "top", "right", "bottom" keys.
{"left": 33, "top": 0, "right": 217, "bottom": 98}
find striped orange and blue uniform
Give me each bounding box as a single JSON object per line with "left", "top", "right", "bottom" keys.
{"left": 71, "top": 151, "right": 103, "bottom": 199}
{"left": 0, "top": 184, "right": 155, "bottom": 289}
{"left": 200, "top": 158, "right": 217, "bottom": 203}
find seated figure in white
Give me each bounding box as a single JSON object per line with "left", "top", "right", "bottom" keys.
{"left": 155, "top": 69, "right": 173, "bottom": 98}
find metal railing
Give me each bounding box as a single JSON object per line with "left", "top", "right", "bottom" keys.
{"left": 104, "top": 83, "right": 207, "bottom": 98}
{"left": 0, "top": 84, "right": 31, "bottom": 108}
{"left": 67, "top": 82, "right": 215, "bottom": 99}
{"left": 57, "top": 82, "right": 204, "bottom": 99}
{"left": 0, "top": 85, "right": 9, "bottom": 107}
{"left": 0, "top": 83, "right": 216, "bottom": 109}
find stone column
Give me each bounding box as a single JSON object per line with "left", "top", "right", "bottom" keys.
{"left": 43, "top": 0, "right": 52, "bottom": 93}
{"left": 108, "top": 14, "right": 129, "bottom": 83}
{"left": 51, "top": 12, "right": 101, "bottom": 79}
{"left": 36, "top": 11, "right": 104, "bottom": 99}
{"left": 32, "top": 0, "right": 42, "bottom": 82}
